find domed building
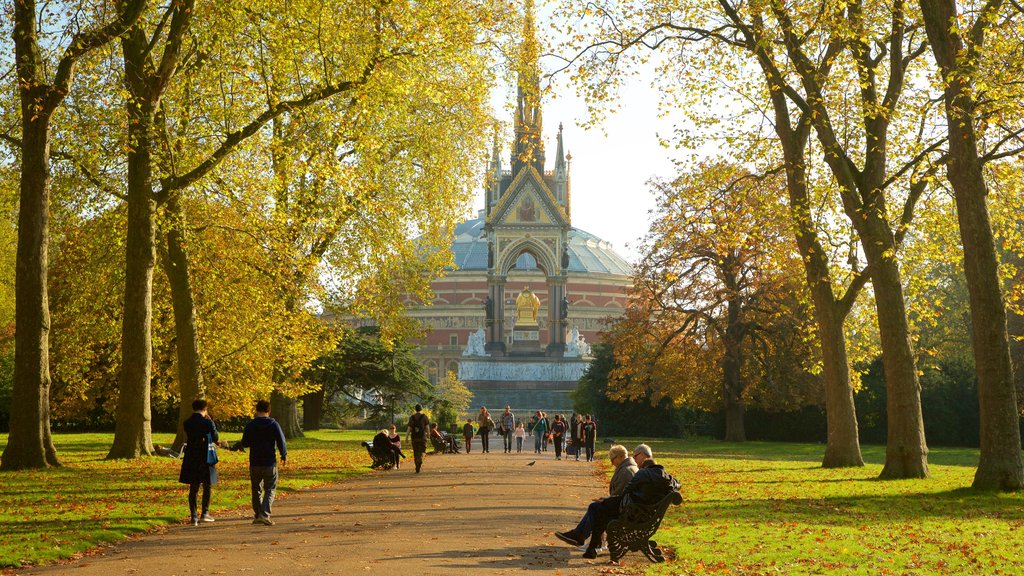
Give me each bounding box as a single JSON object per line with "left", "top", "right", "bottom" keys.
{"left": 403, "top": 5, "right": 632, "bottom": 415}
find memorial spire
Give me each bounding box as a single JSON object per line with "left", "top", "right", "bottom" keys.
{"left": 511, "top": 0, "right": 544, "bottom": 178}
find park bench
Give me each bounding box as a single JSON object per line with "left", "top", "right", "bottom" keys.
{"left": 361, "top": 441, "right": 394, "bottom": 470}
{"left": 430, "top": 433, "right": 460, "bottom": 454}
{"left": 606, "top": 490, "right": 683, "bottom": 563}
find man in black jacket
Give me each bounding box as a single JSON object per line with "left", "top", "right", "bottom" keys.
{"left": 556, "top": 443, "right": 680, "bottom": 558}
{"left": 236, "top": 400, "right": 287, "bottom": 526}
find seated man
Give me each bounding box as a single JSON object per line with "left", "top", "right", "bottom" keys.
{"left": 555, "top": 445, "right": 638, "bottom": 551}
{"left": 371, "top": 429, "right": 393, "bottom": 466}
{"left": 556, "top": 443, "right": 679, "bottom": 559}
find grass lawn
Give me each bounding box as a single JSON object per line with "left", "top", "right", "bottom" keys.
{"left": 0, "top": 429, "right": 375, "bottom": 568}
{"left": 602, "top": 440, "right": 1024, "bottom": 575}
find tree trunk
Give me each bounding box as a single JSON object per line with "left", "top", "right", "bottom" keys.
{"left": 723, "top": 399, "right": 746, "bottom": 442}
{"left": 865, "top": 244, "right": 928, "bottom": 479}
{"left": 778, "top": 126, "right": 864, "bottom": 468}
{"left": 162, "top": 195, "right": 205, "bottom": 452}
{"left": 817, "top": 301, "right": 864, "bottom": 468}
{"left": 303, "top": 389, "right": 325, "bottom": 431}
{"left": 918, "top": 0, "right": 1024, "bottom": 491}
{"left": 271, "top": 390, "right": 304, "bottom": 439}
{"left": 1, "top": 102, "right": 60, "bottom": 470}
{"left": 108, "top": 28, "right": 158, "bottom": 459}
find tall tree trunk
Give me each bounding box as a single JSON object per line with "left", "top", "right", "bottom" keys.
{"left": 1, "top": 102, "right": 60, "bottom": 470}
{"left": 863, "top": 241, "right": 928, "bottom": 479}
{"left": 817, "top": 301, "right": 863, "bottom": 468}
{"left": 918, "top": 0, "right": 1024, "bottom": 491}
{"left": 108, "top": 28, "right": 158, "bottom": 459}
{"left": 303, "top": 389, "right": 325, "bottom": 431}
{"left": 271, "top": 390, "right": 304, "bottom": 439}
{"left": 723, "top": 399, "right": 746, "bottom": 442}
{"left": 161, "top": 195, "right": 204, "bottom": 451}
{"left": 779, "top": 127, "right": 864, "bottom": 468}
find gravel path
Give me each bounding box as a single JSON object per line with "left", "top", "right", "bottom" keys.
{"left": 21, "top": 448, "right": 623, "bottom": 575}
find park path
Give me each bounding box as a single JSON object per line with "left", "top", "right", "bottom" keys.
{"left": 21, "top": 447, "right": 623, "bottom": 575}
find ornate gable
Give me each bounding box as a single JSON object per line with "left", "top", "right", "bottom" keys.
{"left": 488, "top": 166, "right": 568, "bottom": 228}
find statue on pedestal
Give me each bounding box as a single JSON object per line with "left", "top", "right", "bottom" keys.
{"left": 463, "top": 327, "right": 488, "bottom": 357}
{"left": 565, "top": 326, "right": 592, "bottom": 357}
{"left": 515, "top": 285, "right": 541, "bottom": 326}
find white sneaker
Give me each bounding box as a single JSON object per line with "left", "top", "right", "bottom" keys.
{"left": 200, "top": 513, "right": 215, "bottom": 522}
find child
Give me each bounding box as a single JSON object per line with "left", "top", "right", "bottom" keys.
{"left": 462, "top": 419, "right": 475, "bottom": 453}
{"left": 514, "top": 422, "right": 526, "bottom": 453}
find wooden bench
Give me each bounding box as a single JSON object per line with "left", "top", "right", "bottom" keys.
{"left": 362, "top": 441, "right": 394, "bottom": 470}
{"left": 606, "top": 491, "right": 683, "bottom": 563}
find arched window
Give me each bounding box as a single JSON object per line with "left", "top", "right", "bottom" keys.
{"left": 426, "top": 361, "right": 438, "bottom": 386}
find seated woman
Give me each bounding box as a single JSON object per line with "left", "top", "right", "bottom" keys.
{"left": 429, "top": 423, "right": 456, "bottom": 453}
{"left": 388, "top": 424, "right": 406, "bottom": 469}
{"left": 372, "top": 428, "right": 393, "bottom": 464}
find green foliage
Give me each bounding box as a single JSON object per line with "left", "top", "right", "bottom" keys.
{"left": 605, "top": 439, "right": 1024, "bottom": 575}
{"left": 430, "top": 371, "right": 473, "bottom": 431}
{"left": 304, "top": 328, "right": 431, "bottom": 427}
{"left": 0, "top": 430, "right": 373, "bottom": 568}
{"left": 574, "top": 344, "right": 711, "bottom": 438}
{"left": 0, "top": 345, "right": 12, "bottom": 432}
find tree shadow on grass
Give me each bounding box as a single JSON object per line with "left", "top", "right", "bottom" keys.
{"left": 676, "top": 486, "right": 1024, "bottom": 527}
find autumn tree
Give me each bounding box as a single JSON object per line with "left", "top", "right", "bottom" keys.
{"left": 556, "top": 0, "right": 868, "bottom": 467}
{"left": 916, "top": 0, "right": 1024, "bottom": 490}
{"left": 607, "top": 163, "right": 817, "bottom": 441}
{"left": 38, "top": 0, "right": 508, "bottom": 453}
{"left": 1, "top": 0, "right": 147, "bottom": 470}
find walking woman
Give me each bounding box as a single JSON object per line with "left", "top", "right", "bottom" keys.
{"left": 532, "top": 410, "right": 548, "bottom": 454}
{"left": 179, "top": 399, "right": 219, "bottom": 526}
{"left": 571, "top": 414, "right": 584, "bottom": 461}
{"left": 477, "top": 406, "right": 495, "bottom": 453}
{"left": 551, "top": 414, "right": 567, "bottom": 460}
{"left": 582, "top": 414, "right": 597, "bottom": 462}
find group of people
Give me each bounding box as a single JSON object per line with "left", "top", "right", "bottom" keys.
{"left": 178, "top": 399, "right": 288, "bottom": 527}
{"left": 462, "top": 405, "right": 599, "bottom": 461}
{"left": 555, "top": 443, "right": 680, "bottom": 559}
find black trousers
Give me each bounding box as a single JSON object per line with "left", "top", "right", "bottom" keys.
{"left": 480, "top": 430, "right": 490, "bottom": 452}
{"left": 188, "top": 481, "right": 211, "bottom": 518}
{"left": 588, "top": 495, "right": 623, "bottom": 549}
{"left": 412, "top": 439, "right": 427, "bottom": 470}
{"left": 553, "top": 434, "right": 564, "bottom": 458}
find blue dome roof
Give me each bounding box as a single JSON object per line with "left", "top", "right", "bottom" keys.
{"left": 450, "top": 213, "right": 632, "bottom": 276}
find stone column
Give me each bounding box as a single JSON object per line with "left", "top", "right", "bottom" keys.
{"left": 546, "top": 277, "right": 567, "bottom": 356}
{"left": 486, "top": 275, "right": 506, "bottom": 355}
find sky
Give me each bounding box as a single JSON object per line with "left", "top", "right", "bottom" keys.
{"left": 470, "top": 49, "right": 682, "bottom": 264}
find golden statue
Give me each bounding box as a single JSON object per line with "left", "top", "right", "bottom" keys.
{"left": 515, "top": 286, "right": 541, "bottom": 326}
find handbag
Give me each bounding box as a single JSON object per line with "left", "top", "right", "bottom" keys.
{"left": 206, "top": 432, "right": 219, "bottom": 465}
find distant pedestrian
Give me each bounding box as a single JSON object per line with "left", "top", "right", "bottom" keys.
{"left": 551, "top": 414, "right": 567, "bottom": 460}
{"left": 500, "top": 405, "right": 516, "bottom": 453}
{"left": 477, "top": 406, "right": 494, "bottom": 453}
{"left": 582, "top": 415, "right": 597, "bottom": 462}
{"left": 179, "top": 399, "right": 219, "bottom": 526}
{"left": 532, "top": 410, "right": 548, "bottom": 454}
{"left": 408, "top": 403, "right": 430, "bottom": 472}
{"left": 514, "top": 422, "right": 526, "bottom": 453}
{"left": 463, "top": 419, "right": 475, "bottom": 453}
{"left": 541, "top": 412, "right": 552, "bottom": 451}
{"left": 237, "top": 399, "right": 288, "bottom": 526}
{"left": 570, "top": 414, "right": 583, "bottom": 461}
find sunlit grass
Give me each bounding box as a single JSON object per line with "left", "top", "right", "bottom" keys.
{"left": 603, "top": 439, "right": 1024, "bottom": 575}
{"left": 0, "top": 429, "right": 374, "bottom": 568}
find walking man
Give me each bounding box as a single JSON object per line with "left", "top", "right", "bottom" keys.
{"left": 407, "top": 403, "right": 429, "bottom": 473}
{"left": 500, "top": 405, "right": 516, "bottom": 453}
{"left": 237, "top": 399, "right": 287, "bottom": 526}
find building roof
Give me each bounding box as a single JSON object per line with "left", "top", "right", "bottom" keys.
{"left": 450, "top": 212, "right": 632, "bottom": 276}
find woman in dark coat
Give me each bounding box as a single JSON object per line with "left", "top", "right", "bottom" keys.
{"left": 179, "top": 398, "right": 218, "bottom": 526}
